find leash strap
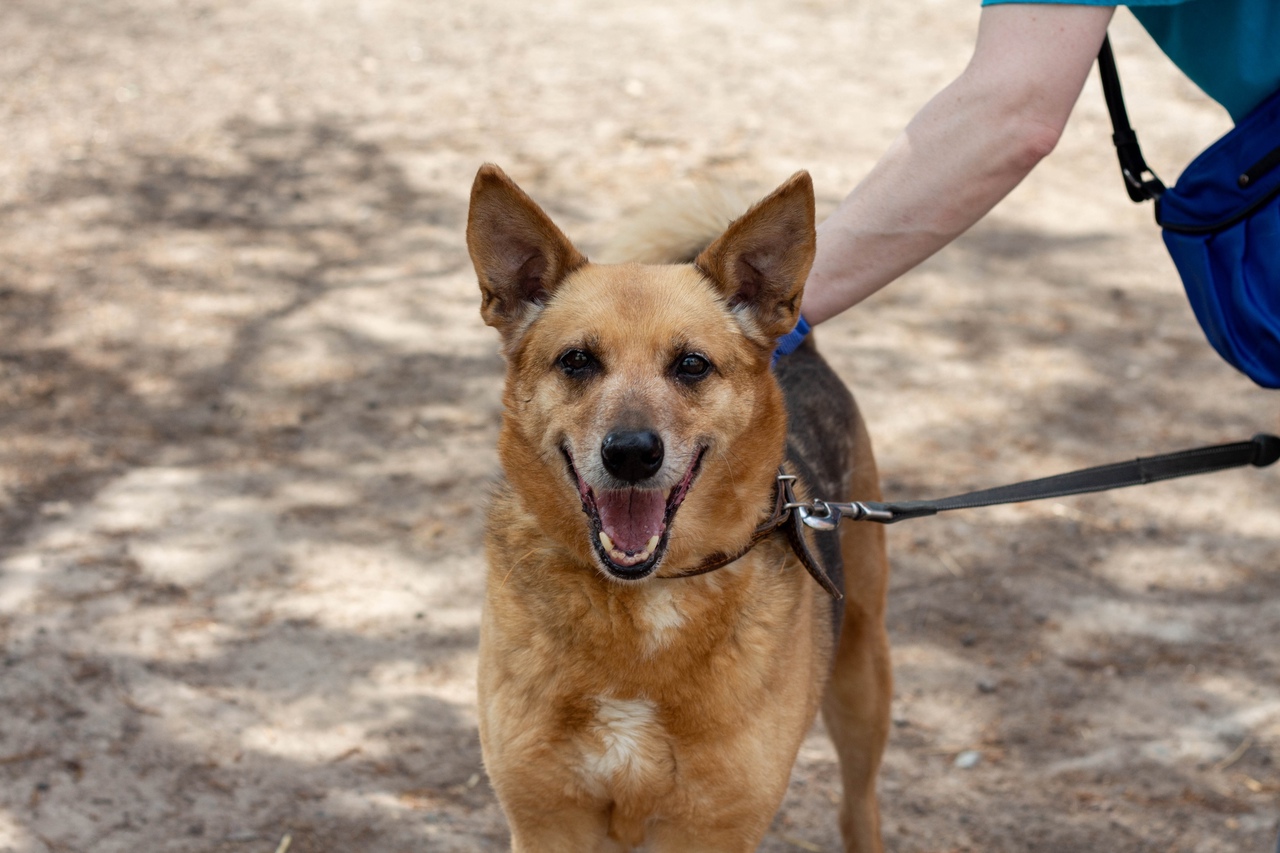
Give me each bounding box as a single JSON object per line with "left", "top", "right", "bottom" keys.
{"left": 797, "top": 434, "right": 1280, "bottom": 527}
{"left": 1097, "top": 33, "right": 1166, "bottom": 204}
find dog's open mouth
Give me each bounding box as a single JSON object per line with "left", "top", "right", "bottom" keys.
{"left": 564, "top": 447, "right": 705, "bottom": 579}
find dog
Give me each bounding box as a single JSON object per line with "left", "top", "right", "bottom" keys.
{"left": 467, "top": 163, "right": 891, "bottom": 852}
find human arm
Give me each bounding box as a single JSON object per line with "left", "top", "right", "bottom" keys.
{"left": 799, "top": 3, "right": 1116, "bottom": 325}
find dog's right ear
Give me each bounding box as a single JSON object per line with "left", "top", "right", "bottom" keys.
{"left": 693, "top": 171, "right": 816, "bottom": 346}
{"left": 467, "top": 164, "right": 588, "bottom": 342}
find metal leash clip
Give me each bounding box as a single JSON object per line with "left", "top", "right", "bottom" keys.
{"left": 789, "top": 499, "right": 895, "bottom": 530}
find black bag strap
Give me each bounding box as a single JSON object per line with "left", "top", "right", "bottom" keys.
{"left": 1097, "top": 34, "right": 1167, "bottom": 203}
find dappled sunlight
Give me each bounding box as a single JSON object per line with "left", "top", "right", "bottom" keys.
{"left": 1058, "top": 597, "right": 1202, "bottom": 645}
{"left": 1092, "top": 541, "right": 1251, "bottom": 593}
{"left": 1, "top": 0, "right": 1276, "bottom": 850}
{"left": 890, "top": 644, "right": 1005, "bottom": 750}
{"left": 0, "top": 811, "right": 39, "bottom": 853}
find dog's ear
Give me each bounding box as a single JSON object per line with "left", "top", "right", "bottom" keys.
{"left": 694, "top": 171, "right": 816, "bottom": 343}
{"left": 467, "top": 164, "right": 588, "bottom": 340}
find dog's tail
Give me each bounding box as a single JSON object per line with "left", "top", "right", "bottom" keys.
{"left": 593, "top": 180, "right": 756, "bottom": 265}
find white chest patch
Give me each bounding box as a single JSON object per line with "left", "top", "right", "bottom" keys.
{"left": 581, "top": 696, "right": 663, "bottom": 790}
{"left": 637, "top": 584, "right": 685, "bottom": 655}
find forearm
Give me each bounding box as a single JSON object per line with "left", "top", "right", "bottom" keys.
{"left": 801, "top": 3, "right": 1114, "bottom": 324}
{"left": 801, "top": 86, "right": 1055, "bottom": 323}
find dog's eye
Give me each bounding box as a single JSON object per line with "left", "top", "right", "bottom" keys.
{"left": 558, "top": 349, "right": 597, "bottom": 375}
{"left": 674, "top": 353, "right": 712, "bottom": 380}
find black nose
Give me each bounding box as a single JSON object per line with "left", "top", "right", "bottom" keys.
{"left": 601, "top": 430, "right": 664, "bottom": 483}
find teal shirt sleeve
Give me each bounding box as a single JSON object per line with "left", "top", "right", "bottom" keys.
{"left": 978, "top": 0, "right": 1280, "bottom": 122}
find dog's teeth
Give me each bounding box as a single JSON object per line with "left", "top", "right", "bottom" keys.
{"left": 599, "top": 531, "right": 614, "bottom": 552}
{"left": 645, "top": 535, "right": 659, "bottom": 552}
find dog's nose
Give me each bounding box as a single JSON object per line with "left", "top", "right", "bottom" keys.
{"left": 601, "top": 429, "right": 664, "bottom": 483}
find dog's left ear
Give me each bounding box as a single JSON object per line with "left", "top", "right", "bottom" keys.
{"left": 467, "top": 163, "right": 588, "bottom": 341}
{"left": 694, "top": 171, "right": 816, "bottom": 343}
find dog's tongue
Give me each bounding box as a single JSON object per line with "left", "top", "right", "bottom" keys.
{"left": 595, "top": 488, "right": 666, "bottom": 553}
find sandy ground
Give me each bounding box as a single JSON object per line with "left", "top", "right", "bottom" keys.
{"left": 1, "top": 1, "right": 1278, "bottom": 851}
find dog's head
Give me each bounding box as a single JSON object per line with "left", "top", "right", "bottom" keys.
{"left": 468, "top": 164, "right": 815, "bottom": 581}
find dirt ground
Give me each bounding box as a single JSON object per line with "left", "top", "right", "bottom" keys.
{"left": 2, "top": 1, "right": 1278, "bottom": 851}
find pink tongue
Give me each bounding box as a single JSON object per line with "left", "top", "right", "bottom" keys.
{"left": 595, "top": 489, "right": 666, "bottom": 552}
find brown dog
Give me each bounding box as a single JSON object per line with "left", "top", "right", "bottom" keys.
{"left": 467, "top": 164, "right": 891, "bottom": 852}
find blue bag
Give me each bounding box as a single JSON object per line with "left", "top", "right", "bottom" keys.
{"left": 1158, "top": 86, "right": 1280, "bottom": 388}
{"left": 1100, "top": 36, "right": 1280, "bottom": 389}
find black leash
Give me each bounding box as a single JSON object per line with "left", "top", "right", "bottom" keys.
{"left": 794, "top": 434, "right": 1280, "bottom": 529}
{"left": 661, "top": 435, "right": 1277, "bottom": 598}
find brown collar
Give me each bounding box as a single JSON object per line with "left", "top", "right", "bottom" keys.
{"left": 660, "top": 468, "right": 842, "bottom": 599}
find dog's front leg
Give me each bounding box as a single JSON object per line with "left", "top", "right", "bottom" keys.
{"left": 642, "top": 770, "right": 793, "bottom": 853}
{"left": 646, "top": 816, "right": 775, "bottom": 853}
{"left": 504, "top": 804, "right": 612, "bottom": 853}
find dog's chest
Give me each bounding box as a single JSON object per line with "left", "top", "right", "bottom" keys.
{"left": 574, "top": 694, "right": 675, "bottom": 846}
{"left": 574, "top": 587, "right": 685, "bottom": 784}
{"left": 634, "top": 583, "right": 686, "bottom": 656}
{"left": 578, "top": 696, "right": 666, "bottom": 787}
